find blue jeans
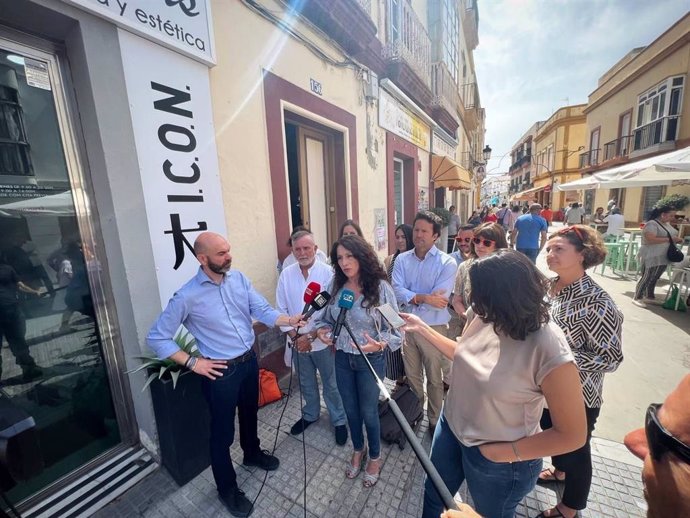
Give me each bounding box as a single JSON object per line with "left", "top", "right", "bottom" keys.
{"left": 517, "top": 247, "right": 539, "bottom": 264}
{"left": 422, "top": 412, "right": 542, "bottom": 518}
{"left": 294, "top": 347, "right": 346, "bottom": 426}
{"left": 201, "top": 352, "right": 261, "bottom": 495}
{"left": 335, "top": 350, "right": 385, "bottom": 458}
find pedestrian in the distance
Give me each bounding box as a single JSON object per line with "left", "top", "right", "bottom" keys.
{"left": 536, "top": 225, "right": 623, "bottom": 518}
{"left": 511, "top": 203, "right": 548, "bottom": 264}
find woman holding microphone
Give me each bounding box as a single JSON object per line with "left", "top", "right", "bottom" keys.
{"left": 402, "top": 249, "right": 587, "bottom": 518}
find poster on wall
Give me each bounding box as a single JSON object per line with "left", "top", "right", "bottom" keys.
{"left": 418, "top": 186, "right": 429, "bottom": 211}
{"left": 118, "top": 30, "right": 227, "bottom": 306}
{"left": 374, "top": 208, "right": 386, "bottom": 251}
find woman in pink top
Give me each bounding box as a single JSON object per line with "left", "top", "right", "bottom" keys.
{"left": 402, "top": 250, "right": 587, "bottom": 518}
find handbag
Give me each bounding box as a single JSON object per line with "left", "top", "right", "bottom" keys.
{"left": 662, "top": 285, "right": 687, "bottom": 312}
{"left": 258, "top": 368, "right": 283, "bottom": 407}
{"left": 655, "top": 220, "right": 685, "bottom": 263}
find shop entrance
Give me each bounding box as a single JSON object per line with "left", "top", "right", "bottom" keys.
{"left": 284, "top": 113, "right": 342, "bottom": 253}
{"left": 0, "top": 38, "right": 126, "bottom": 506}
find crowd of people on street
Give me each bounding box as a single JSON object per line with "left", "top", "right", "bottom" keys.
{"left": 142, "top": 196, "right": 689, "bottom": 518}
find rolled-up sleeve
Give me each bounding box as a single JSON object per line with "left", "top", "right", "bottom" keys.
{"left": 146, "top": 292, "right": 188, "bottom": 359}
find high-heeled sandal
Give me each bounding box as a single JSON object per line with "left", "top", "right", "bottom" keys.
{"left": 534, "top": 503, "right": 578, "bottom": 518}
{"left": 362, "top": 457, "right": 381, "bottom": 488}
{"left": 345, "top": 448, "right": 367, "bottom": 479}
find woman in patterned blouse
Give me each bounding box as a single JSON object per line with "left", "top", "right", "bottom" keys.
{"left": 536, "top": 225, "right": 624, "bottom": 518}
{"left": 316, "top": 235, "right": 402, "bottom": 488}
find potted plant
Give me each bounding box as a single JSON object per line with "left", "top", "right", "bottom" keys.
{"left": 654, "top": 194, "right": 689, "bottom": 211}
{"left": 129, "top": 331, "right": 210, "bottom": 486}
{"left": 429, "top": 207, "right": 451, "bottom": 250}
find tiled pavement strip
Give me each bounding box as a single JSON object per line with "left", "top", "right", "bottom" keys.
{"left": 95, "top": 378, "right": 648, "bottom": 518}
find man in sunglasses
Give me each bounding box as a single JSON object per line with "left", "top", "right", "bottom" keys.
{"left": 624, "top": 374, "right": 690, "bottom": 517}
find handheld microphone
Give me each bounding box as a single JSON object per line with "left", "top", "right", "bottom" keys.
{"left": 302, "top": 282, "right": 321, "bottom": 314}
{"left": 332, "top": 289, "right": 355, "bottom": 343}
{"left": 302, "top": 291, "right": 331, "bottom": 320}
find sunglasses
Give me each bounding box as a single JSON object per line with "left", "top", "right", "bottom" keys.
{"left": 645, "top": 403, "right": 690, "bottom": 463}
{"left": 472, "top": 238, "right": 495, "bottom": 247}
{"left": 557, "top": 226, "right": 585, "bottom": 241}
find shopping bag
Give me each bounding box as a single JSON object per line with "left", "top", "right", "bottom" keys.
{"left": 662, "top": 285, "right": 688, "bottom": 312}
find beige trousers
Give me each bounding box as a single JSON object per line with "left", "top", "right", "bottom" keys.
{"left": 402, "top": 324, "right": 450, "bottom": 427}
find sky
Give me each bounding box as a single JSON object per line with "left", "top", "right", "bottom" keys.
{"left": 474, "top": 0, "right": 690, "bottom": 177}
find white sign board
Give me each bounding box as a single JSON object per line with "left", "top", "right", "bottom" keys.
{"left": 432, "top": 131, "right": 456, "bottom": 159}
{"left": 378, "top": 89, "right": 430, "bottom": 151}
{"left": 118, "top": 29, "right": 226, "bottom": 305}
{"left": 63, "top": 0, "right": 215, "bottom": 65}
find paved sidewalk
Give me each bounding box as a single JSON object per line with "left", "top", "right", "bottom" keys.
{"left": 95, "top": 380, "right": 648, "bottom": 518}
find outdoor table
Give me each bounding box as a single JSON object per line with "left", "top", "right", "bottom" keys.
{"left": 589, "top": 222, "right": 607, "bottom": 233}
{"left": 623, "top": 227, "right": 643, "bottom": 242}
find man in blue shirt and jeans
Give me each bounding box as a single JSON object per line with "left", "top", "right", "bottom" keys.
{"left": 147, "top": 232, "right": 303, "bottom": 517}
{"left": 511, "top": 203, "right": 548, "bottom": 264}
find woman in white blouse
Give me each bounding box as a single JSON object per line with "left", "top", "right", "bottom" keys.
{"left": 402, "top": 249, "right": 587, "bottom": 518}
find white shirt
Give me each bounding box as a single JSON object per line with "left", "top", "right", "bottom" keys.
{"left": 276, "top": 260, "right": 333, "bottom": 359}
{"left": 603, "top": 214, "right": 625, "bottom": 236}
{"left": 566, "top": 207, "right": 585, "bottom": 224}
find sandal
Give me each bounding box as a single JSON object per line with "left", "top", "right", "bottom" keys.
{"left": 537, "top": 466, "right": 566, "bottom": 483}
{"left": 534, "top": 503, "right": 578, "bottom": 518}
{"left": 362, "top": 457, "right": 381, "bottom": 488}
{"left": 345, "top": 448, "right": 367, "bottom": 479}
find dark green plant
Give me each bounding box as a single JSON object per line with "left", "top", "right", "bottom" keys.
{"left": 128, "top": 331, "right": 199, "bottom": 391}
{"left": 428, "top": 207, "right": 451, "bottom": 227}
{"left": 654, "top": 194, "right": 689, "bottom": 211}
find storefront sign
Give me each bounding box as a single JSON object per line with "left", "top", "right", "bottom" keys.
{"left": 118, "top": 30, "right": 226, "bottom": 305}
{"left": 62, "top": 0, "right": 215, "bottom": 65}
{"left": 432, "top": 131, "right": 456, "bottom": 159}
{"left": 379, "top": 89, "right": 430, "bottom": 151}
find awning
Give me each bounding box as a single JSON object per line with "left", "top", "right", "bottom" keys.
{"left": 559, "top": 145, "right": 690, "bottom": 191}
{"left": 510, "top": 185, "right": 544, "bottom": 201}
{"left": 431, "top": 154, "right": 471, "bottom": 189}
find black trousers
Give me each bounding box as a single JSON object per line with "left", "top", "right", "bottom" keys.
{"left": 0, "top": 306, "right": 35, "bottom": 370}
{"left": 540, "top": 406, "right": 600, "bottom": 510}
{"left": 201, "top": 352, "right": 261, "bottom": 496}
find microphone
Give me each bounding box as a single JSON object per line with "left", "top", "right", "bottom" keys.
{"left": 332, "top": 289, "right": 355, "bottom": 343}
{"left": 302, "top": 282, "right": 321, "bottom": 314}
{"left": 302, "top": 291, "right": 331, "bottom": 320}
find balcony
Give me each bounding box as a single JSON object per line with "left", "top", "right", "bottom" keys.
{"left": 383, "top": 0, "right": 432, "bottom": 108}
{"left": 579, "top": 149, "right": 600, "bottom": 169}
{"left": 430, "top": 62, "right": 461, "bottom": 133}
{"left": 285, "top": 0, "right": 383, "bottom": 73}
{"left": 603, "top": 135, "right": 632, "bottom": 162}
{"left": 632, "top": 116, "right": 680, "bottom": 153}
{"left": 509, "top": 154, "right": 531, "bottom": 173}
{"left": 459, "top": 82, "right": 481, "bottom": 131}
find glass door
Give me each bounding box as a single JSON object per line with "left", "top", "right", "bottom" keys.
{"left": 0, "top": 42, "right": 122, "bottom": 504}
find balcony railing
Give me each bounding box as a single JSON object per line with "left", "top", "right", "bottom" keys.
{"left": 509, "top": 154, "right": 531, "bottom": 173}
{"left": 579, "top": 149, "right": 600, "bottom": 168}
{"left": 603, "top": 135, "right": 632, "bottom": 161}
{"left": 431, "top": 62, "right": 461, "bottom": 115}
{"left": 460, "top": 82, "right": 478, "bottom": 110}
{"left": 383, "top": 1, "right": 431, "bottom": 88}
{"left": 633, "top": 116, "right": 680, "bottom": 152}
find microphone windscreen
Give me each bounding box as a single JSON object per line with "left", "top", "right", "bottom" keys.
{"left": 337, "top": 289, "right": 355, "bottom": 310}
{"left": 310, "top": 291, "right": 331, "bottom": 310}
{"left": 303, "top": 281, "right": 321, "bottom": 304}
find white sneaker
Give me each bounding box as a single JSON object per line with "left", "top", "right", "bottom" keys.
{"left": 632, "top": 299, "right": 648, "bottom": 308}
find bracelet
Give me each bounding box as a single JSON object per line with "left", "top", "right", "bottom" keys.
{"left": 184, "top": 356, "right": 193, "bottom": 369}
{"left": 511, "top": 441, "right": 522, "bottom": 462}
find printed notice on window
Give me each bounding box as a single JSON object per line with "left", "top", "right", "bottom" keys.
{"left": 24, "top": 58, "right": 51, "bottom": 90}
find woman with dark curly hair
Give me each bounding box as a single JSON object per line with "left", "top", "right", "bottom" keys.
{"left": 316, "top": 235, "right": 401, "bottom": 488}
{"left": 452, "top": 222, "right": 508, "bottom": 318}
{"left": 402, "top": 249, "right": 587, "bottom": 518}
{"left": 535, "top": 225, "right": 623, "bottom": 518}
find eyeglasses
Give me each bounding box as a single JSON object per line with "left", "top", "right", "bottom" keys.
{"left": 557, "top": 226, "right": 585, "bottom": 242}
{"left": 645, "top": 403, "right": 690, "bottom": 463}
{"left": 472, "top": 238, "right": 495, "bottom": 247}
{"left": 456, "top": 237, "right": 472, "bottom": 243}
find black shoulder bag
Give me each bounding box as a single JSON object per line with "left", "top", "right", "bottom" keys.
{"left": 655, "top": 220, "right": 684, "bottom": 263}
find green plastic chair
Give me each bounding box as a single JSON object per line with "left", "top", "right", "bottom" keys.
{"left": 600, "top": 242, "right": 624, "bottom": 275}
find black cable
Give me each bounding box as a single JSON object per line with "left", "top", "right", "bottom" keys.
{"left": 250, "top": 336, "right": 307, "bottom": 518}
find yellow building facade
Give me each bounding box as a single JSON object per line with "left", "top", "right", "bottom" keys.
{"left": 580, "top": 13, "right": 690, "bottom": 223}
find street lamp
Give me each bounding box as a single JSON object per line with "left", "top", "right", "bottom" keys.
{"left": 482, "top": 145, "right": 492, "bottom": 162}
